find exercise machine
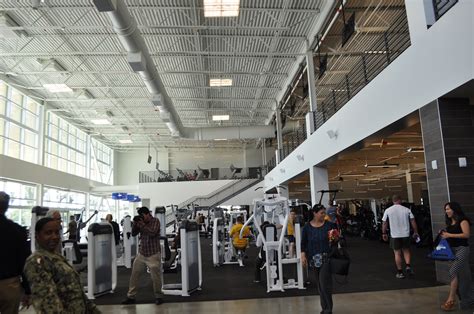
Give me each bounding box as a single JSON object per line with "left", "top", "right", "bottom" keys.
{"left": 117, "top": 215, "right": 138, "bottom": 269}
{"left": 86, "top": 222, "right": 117, "bottom": 299}
{"left": 162, "top": 220, "right": 202, "bottom": 296}
{"left": 241, "top": 196, "right": 304, "bottom": 292}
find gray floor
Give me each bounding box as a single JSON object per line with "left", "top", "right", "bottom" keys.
{"left": 23, "top": 286, "right": 473, "bottom": 313}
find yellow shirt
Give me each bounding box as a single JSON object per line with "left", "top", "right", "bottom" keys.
{"left": 229, "top": 223, "right": 251, "bottom": 249}
{"left": 287, "top": 219, "right": 294, "bottom": 236}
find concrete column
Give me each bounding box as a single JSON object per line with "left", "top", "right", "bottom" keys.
{"left": 275, "top": 109, "right": 283, "bottom": 163}
{"left": 420, "top": 98, "right": 474, "bottom": 282}
{"left": 405, "top": 0, "right": 434, "bottom": 44}
{"left": 309, "top": 166, "right": 329, "bottom": 206}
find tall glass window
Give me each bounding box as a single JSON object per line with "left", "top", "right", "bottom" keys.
{"left": 0, "top": 178, "right": 37, "bottom": 226}
{"left": 90, "top": 138, "right": 114, "bottom": 184}
{"left": 0, "top": 81, "right": 41, "bottom": 164}
{"left": 45, "top": 112, "right": 86, "bottom": 177}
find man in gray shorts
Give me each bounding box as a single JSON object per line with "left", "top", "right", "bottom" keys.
{"left": 382, "top": 195, "right": 419, "bottom": 279}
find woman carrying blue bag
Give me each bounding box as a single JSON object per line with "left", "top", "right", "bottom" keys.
{"left": 439, "top": 202, "right": 474, "bottom": 311}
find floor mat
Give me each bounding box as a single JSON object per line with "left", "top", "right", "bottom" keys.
{"left": 93, "top": 236, "right": 440, "bottom": 305}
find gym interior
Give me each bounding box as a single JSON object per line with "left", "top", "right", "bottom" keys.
{"left": 0, "top": 0, "right": 473, "bottom": 313}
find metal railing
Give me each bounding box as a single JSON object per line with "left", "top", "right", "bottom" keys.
{"left": 312, "top": 11, "right": 410, "bottom": 131}
{"left": 281, "top": 120, "right": 307, "bottom": 160}
{"left": 139, "top": 166, "right": 263, "bottom": 183}
{"left": 433, "top": 0, "right": 458, "bottom": 21}
{"left": 180, "top": 178, "right": 261, "bottom": 209}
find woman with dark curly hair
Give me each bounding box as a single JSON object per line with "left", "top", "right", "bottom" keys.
{"left": 440, "top": 202, "right": 474, "bottom": 311}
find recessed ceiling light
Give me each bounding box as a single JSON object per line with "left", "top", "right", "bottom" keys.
{"left": 91, "top": 119, "right": 111, "bottom": 125}
{"left": 209, "top": 78, "right": 232, "bottom": 86}
{"left": 212, "top": 115, "right": 229, "bottom": 121}
{"left": 43, "top": 83, "right": 73, "bottom": 93}
{"left": 214, "top": 138, "right": 227, "bottom": 141}
{"left": 119, "top": 139, "right": 133, "bottom": 144}
{"left": 204, "top": 0, "right": 240, "bottom": 17}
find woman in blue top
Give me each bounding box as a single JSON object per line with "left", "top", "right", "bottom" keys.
{"left": 301, "top": 205, "right": 338, "bottom": 314}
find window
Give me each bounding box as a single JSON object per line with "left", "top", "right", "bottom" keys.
{"left": 90, "top": 138, "right": 114, "bottom": 184}
{"left": 43, "top": 186, "right": 87, "bottom": 231}
{"left": 0, "top": 178, "right": 37, "bottom": 226}
{"left": 45, "top": 112, "right": 86, "bottom": 177}
{"left": 0, "top": 81, "right": 41, "bottom": 164}
{"left": 90, "top": 195, "right": 117, "bottom": 220}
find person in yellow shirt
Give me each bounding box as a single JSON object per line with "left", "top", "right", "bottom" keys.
{"left": 287, "top": 209, "right": 297, "bottom": 257}
{"left": 229, "top": 216, "right": 251, "bottom": 251}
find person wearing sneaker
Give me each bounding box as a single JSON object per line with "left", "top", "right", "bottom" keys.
{"left": 382, "top": 195, "right": 419, "bottom": 279}
{"left": 122, "top": 207, "right": 164, "bottom": 306}
{"left": 440, "top": 202, "right": 474, "bottom": 311}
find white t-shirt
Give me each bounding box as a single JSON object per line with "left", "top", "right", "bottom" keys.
{"left": 382, "top": 204, "right": 414, "bottom": 238}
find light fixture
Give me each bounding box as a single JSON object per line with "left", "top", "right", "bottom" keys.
{"left": 204, "top": 0, "right": 240, "bottom": 17}
{"left": 385, "top": 185, "right": 402, "bottom": 188}
{"left": 341, "top": 173, "right": 365, "bottom": 177}
{"left": 406, "top": 147, "right": 424, "bottom": 153}
{"left": 209, "top": 78, "right": 232, "bottom": 86}
{"left": 296, "top": 154, "right": 304, "bottom": 161}
{"left": 43, "top": 83, "right": 73, "bottom": 93}
{"left": 381, "top": 178, "right": 401, "bottom": 181}
{"left": 365, "top": 162, "right": 399, "bottom": 168}
{"left": 214, "top": 138, "right": 227, "bottom": 141}
{"left": 368, "top": 188, "right": 383, "bottom": 191}
{"left": 91, "top": 119, "right": 111, "bottom": 125}
{"left": 212, "top": 115, "right": 229, "bottom": 121}
{"left": 119, "top": 139, "right": 133, "bottom": 144}
{"left": 364, "top": 50, "right": 387, "bottom": 54}
{"left": 326, "top": 129, "right": 338, "bottom": 139}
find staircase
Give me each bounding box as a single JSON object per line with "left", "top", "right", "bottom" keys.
{"left": 179, "top": 178, "right": 261, "bottom": 209}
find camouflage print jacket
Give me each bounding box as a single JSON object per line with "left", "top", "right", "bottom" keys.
{"left": 24, "top": 248, "right": 100, "bottom": 314}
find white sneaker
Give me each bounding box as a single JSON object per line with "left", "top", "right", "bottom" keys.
{"left": 396, "top": 272, "right": 405, "bottom": 279}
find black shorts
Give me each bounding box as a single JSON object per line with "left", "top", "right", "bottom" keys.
{"left": 390, "top": 237, "right": 410, "bottom": 250}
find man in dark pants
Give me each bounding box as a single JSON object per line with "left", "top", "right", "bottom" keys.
{"left": 0, "top": 192, "right": 31, "bottom": 314}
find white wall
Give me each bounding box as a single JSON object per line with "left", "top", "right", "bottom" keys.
{"left": 114, "top": 149, "right": 169, "bottom": 185}
{"left": 139, "top": 179, "right": 234, "bottom": 209}
{"left": 0, "top": 154, "right": 106, "bottom": 192}
{"left": 265, "top": 0, "right": 474, "bottom": 189}
{"left": 223, "top": 180, "right": 266, "bottom": 206}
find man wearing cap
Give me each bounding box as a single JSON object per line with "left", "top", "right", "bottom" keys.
{"left": 122, "top": 207, "right": 164, "bottom": 305}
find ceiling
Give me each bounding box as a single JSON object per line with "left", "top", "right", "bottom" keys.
{"left": 0, "top": 0, "right": 330, "bottom": 150}
{"left": 288, "top": 119, "right": 428, "bottom": 201}
{"left": 0, "top": 0, "right": 408, "bottom": 153}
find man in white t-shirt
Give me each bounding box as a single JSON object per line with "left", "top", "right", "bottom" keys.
{"left": 382, "top": 195, "right": 419, "bottom": 279}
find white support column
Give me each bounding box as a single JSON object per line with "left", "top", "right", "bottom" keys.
{"left": 275, "top": 109, "right": 283, "bottom": 164}
{"left": 405, "top": 0, "right": 434, "bottom": 45}
{"left": 36, "top": 184, "right": 43, "bottom": 206}
{"left": 38, "top": 102, "right": 47, "bottom": 166}
{"left": 86, "top": 135, "right": 91, "bottom": 179}
{"left": 305, "top": 48, "right": 317, "bottom": 136}
{"left": 309, "top": 166, "right": 329, "bottom": 206}
{"left": 406, "top": 170, "right": 414, "bottom": 203}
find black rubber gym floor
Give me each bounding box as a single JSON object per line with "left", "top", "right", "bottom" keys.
{"left": 94, "top": 236, "right": 440, "bottom": 305}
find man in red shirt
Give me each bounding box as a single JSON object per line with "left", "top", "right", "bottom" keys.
{"left": 122, "top": 207, "right": 164, "bottom": 305}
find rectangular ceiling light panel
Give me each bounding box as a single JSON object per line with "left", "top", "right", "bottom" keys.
{"left": 212, "top": 115, "right": 230, "bottom": 121}
{"left": 91, "top": 119, "right": 111, "bottom": 125}
{"left": 43, "top": 83, "right": 73, "bottom": 93}
{"left": 204, "top": 0, "right": 240, "bottom": 17}
{"left": 209, "top": 78, "right": 232, "bottom": 86}
{"left": 119, "top": 139, "right": 133, "bottom": 144}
